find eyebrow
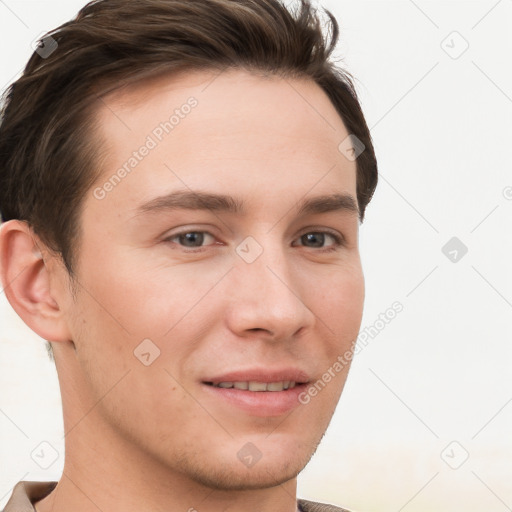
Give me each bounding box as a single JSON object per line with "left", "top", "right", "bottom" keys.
{"left": 134, "top": 190, "right": 360, "bottom": 218}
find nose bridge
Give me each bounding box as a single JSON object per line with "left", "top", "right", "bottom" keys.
{"left": 226, "top": 234, "right": 314, "bottom": 338}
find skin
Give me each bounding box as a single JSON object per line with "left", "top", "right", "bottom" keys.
{"left": 0, "top": 68, "right": 365, "bottom": 512}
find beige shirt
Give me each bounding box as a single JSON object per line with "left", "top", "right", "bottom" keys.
{"left": 2, "top": 481, "right": 352, "bottom": 512}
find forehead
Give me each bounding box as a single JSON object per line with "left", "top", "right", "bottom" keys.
{"left": 89, "top": 68, "right": 357, "bottom": 218}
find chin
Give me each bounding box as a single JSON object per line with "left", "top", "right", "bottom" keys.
{"left": 186, "top": 457, "right": 305, "bottom": 491}
{"left": 170, "top": 434, "right": 324, "bottom": 491}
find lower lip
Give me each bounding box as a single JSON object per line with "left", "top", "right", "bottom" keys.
{"left": 202, "top": 383, "right": 307, "bottom": 417}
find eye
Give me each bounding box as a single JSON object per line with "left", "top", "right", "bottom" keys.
{"left": 163, "top": 229, "right": 345, "bottom": 253}
{"left": 293, "top": 231, "right": 344, "bottom": 252}
{"left": 163, "top": 230, "right": 217, "bottom": 251}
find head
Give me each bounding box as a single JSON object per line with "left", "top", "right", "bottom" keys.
{"left": 0, "top": 0, "right": 377, "bottom": 492}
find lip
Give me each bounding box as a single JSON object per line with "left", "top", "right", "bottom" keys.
{"left": 201, "top": 367, "right": 311, "bottom": 417}
{"left": 203, "top": 368, "right": 310, "bottom": 385}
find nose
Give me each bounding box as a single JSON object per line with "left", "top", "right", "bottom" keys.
{"left": 224, "top": 239, "right": 316, "bottom": 342}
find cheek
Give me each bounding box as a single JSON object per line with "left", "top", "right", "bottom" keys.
{"left": 70, "top": 249, "right": 226, "bottom": 384}
{"left": 81, "top": 243, "right": 230, "bottom": 341}
{"left": 298, "top": 267, "right": 363, "bottom": 416}
{"left": 309, "top": 262, "right": 365, "bottom": 345}
{"left": 67, "top": 283, "right": 200, "bottom": 432}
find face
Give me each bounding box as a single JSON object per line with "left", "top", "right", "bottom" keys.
{"left": 57, "top": 68, "right": 365, "bottom": 490}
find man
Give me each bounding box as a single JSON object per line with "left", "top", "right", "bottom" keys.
{"left": 0, "top": 0, "right": 378, "bottom": 511}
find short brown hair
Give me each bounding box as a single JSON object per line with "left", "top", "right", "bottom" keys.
{"left": 0, "top": 0, "right": 378, "bottom": 277}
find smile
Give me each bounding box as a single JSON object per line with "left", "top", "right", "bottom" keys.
{"left": 205, "top": 381, "right": 297, "bottom": 391}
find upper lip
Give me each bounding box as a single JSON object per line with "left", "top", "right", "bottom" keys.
{"left": 203, "top": 367, "right": 310, "bottom": 385}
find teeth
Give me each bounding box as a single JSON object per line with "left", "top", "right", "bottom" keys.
{"left": 213, "top": 381, "right": 298, "bottom": 391}
{"left": 248, "top": 381, "right": 268, "bottom": 392}
{"left": 267, "top": 381, "right": 284, "bottom": 391}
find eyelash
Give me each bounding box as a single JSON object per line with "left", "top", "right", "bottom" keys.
{"left": 162, "top": 229, "right": 345, "bottom": 253}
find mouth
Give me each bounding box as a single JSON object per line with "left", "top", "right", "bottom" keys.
{"left": 201, "top": 369, "right": 310, "bottom": 416}
{"left": 203, "top": 380, "right": 301, "bottom": 391}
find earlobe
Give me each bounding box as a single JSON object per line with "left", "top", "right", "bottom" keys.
{"left": 0, "top": 220, "right": 72, "bottom": 343}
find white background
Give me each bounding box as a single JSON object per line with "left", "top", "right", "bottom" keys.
{"left": 1, "top": 1, "right": 511, "bottom": 511}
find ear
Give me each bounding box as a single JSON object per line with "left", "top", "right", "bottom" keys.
{"left": 0, "top": 220, "right": 73, "bottom": 343}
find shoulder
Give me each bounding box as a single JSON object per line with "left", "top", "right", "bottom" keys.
{"left": 2, "top": 481, "right": 57, "bottom": 512}
{"left": 298, "top": 498, "right": 353, "bottom": 512}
